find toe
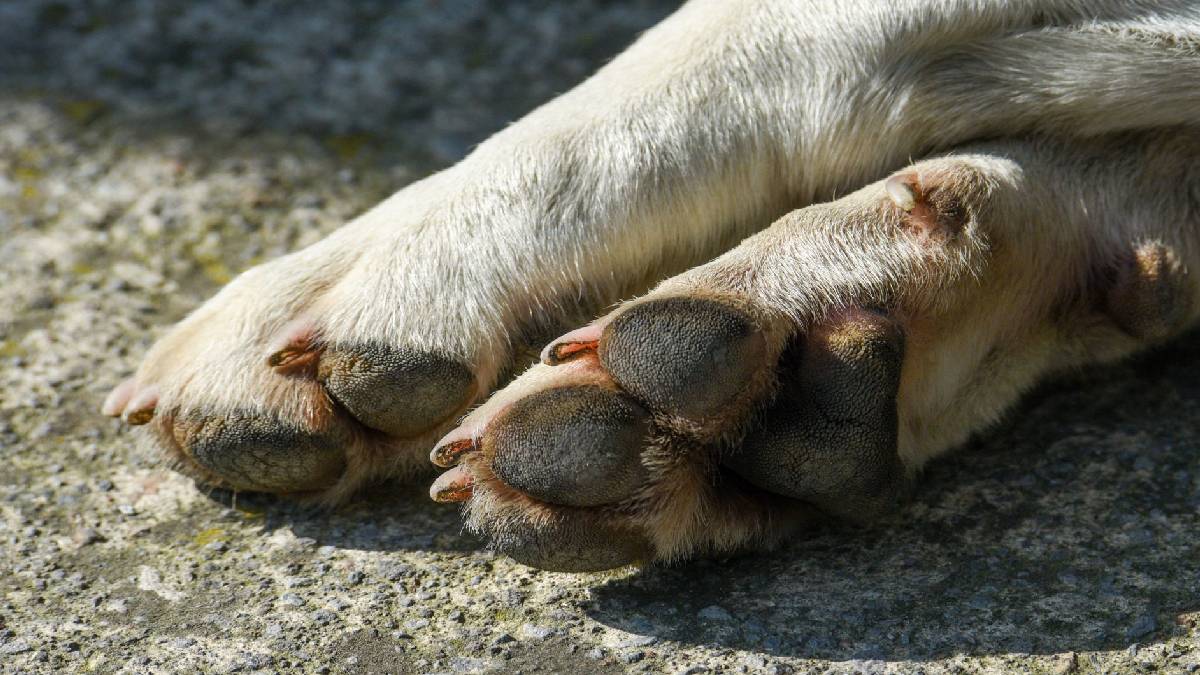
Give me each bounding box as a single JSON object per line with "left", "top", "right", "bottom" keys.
{"left": 122, "top": 386, "right": 159, "bottom": 426}
{"left": 174, "top": 411, "right": 349, "bottom": 493}
{"left": 723, "top": 309, "right": 905, "bottom": 521}
{"left": 482, "top": 385, "right": 652, "bottom": 508}
{"left": 599, "top": 297, "right": 766, "bottom": 419}
{"left": 101, "top": 378, "right": 137, "bottom": 417}
{"left": 318, "top": 343, "right": 476, "bottom": 438}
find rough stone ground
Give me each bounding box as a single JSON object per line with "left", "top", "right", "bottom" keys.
{"left": 1, "top": 1, "right": 1198, "bottom": 673}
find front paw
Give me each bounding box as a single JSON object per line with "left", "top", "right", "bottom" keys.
{"left": 101, "top": 261, "right": 482, "bottom": 500}
{"left": 428, "top": 296, "right": 905, "bottom": 571}
{"left": 431, "top": 140, "right": 1178, "bottom": 571}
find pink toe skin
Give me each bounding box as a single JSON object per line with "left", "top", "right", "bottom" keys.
{"left": 430, "top": 465, "right": 474, "bottom": 502}
{"left": 122, "top": 386, "right": 160, "bottom": 425}
{"left": 101, "top": 378, "right": 137, "bottom": 417}
{"left": 540, "top": 321, "right": 607, "bottom": 365}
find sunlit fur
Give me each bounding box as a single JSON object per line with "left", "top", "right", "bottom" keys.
{"left": 117, "top": 0, "right": 1200, "bottom": 505}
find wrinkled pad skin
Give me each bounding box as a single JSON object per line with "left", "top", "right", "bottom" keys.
{"left": 178, "top": 411, "right": 348, "bottom": 493}
{"left": 723, "top": 311, "right": 905, "bottom": 521}
{"left": 487, "top": 385, "right": 652, "bottom": 507}
{"left": 599, "top": 297, "right": 765, "bottom": 418}
{"left": 318, "top": 343, "right": 475, "bottom": 438}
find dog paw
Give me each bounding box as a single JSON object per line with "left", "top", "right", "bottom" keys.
{"left": 432, "top": 138, "right": 1200, "bottom": 570}
{"left": 426, "top": 155, "right": 997, "bottom": 570}
{"left": 429, "top": 297, "right": 908, "bottom": 571}
{"left": 101, "top": 242, "right": 485, "bottom": 500}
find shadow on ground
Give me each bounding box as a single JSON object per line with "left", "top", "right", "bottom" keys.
{"left": 0, "top": 0, "right": 679, "bottom": 163}
{"left": 585, "top": 334, "right": 1200, "bottom": 661}
{"left": 185, "top": 330, "right": 1200, "bottom": 663}
{"left": 201, "top": 481, "right": 483, "bottom": 555}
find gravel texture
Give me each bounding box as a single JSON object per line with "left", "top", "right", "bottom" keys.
{"left": 2, "top": 1, "right": 1198, "bottom": 673}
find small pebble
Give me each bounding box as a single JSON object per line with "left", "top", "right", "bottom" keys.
{"left": 73, "top": 528, "right": 103, "bottom": 546}
{"left": 279, "top": 594, "right": 305, "bottom": 607}
{"left": 520, "top": 624, "right": 554, "bottom": 641}
{"left": 1, "top": 639, "right": 32, "bottom": 655}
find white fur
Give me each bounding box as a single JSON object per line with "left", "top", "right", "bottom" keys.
{"left": 118, "top": 0, "right": 1200, "bottom": 500}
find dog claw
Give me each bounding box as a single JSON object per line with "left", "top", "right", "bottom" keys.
{"left": 122, "top": 386, "right": 159, "bottom": 425}
{"left": 430, "top": 465, "right": 474, "bottom": 502}
{"left": 544, "top": 340, "right": 599, "bottom": 365}
{"left": 541, "top": 324, "right": 604, "bottom": 365}
{"left": 266, "top": 346, "right": 314, "bottom": 369}
{"left": 266, "top": 321, "right": 321, "bottom": 374}
{"left": 430, "top": 437, "right": 477, "bottom": 468}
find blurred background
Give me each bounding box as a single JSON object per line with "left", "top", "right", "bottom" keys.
{"left": 0, "top": 0, "right": 678, "bottom": 162}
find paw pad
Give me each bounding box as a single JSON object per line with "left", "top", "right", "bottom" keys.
{"left": 318, "top": 344, "right": 476, "bottom": 438}
{"left": 1105, "top": 241, "right": 1193, "bottom": 341}
{"left": 178, "top": 411, "right": 349, "bottom": 493}
{"left": 599, "top": 297, "right": 766, "bottom": 419}
{"left": 486, "top": 386, "right": 652, "bottom": 507}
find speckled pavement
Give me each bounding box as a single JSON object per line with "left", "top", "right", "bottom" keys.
{"left": 1, "top": 2, "right": 1198, "bottom": 673}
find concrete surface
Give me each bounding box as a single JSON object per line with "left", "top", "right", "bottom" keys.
{"left": 1, "top": 1, "right": 1197, "bottom": 673}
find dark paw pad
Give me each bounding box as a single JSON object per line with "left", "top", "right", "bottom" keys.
{"left": 599, "top": 297, "right": 765, "bottom": 418}
{"left": 1105, "top": 241, "right": 1193, "bottom": 341}
{"left": 486, "top": 386, "right": 652, "bottom": 507}
{"left": 178, "top": 412, "right": 347, "bottom": 493}
{"left": 319, "top": 344, "right": 476, "bottom": 437}
{"left": 724, "top": 310, "right": 905, "bottom": 522}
